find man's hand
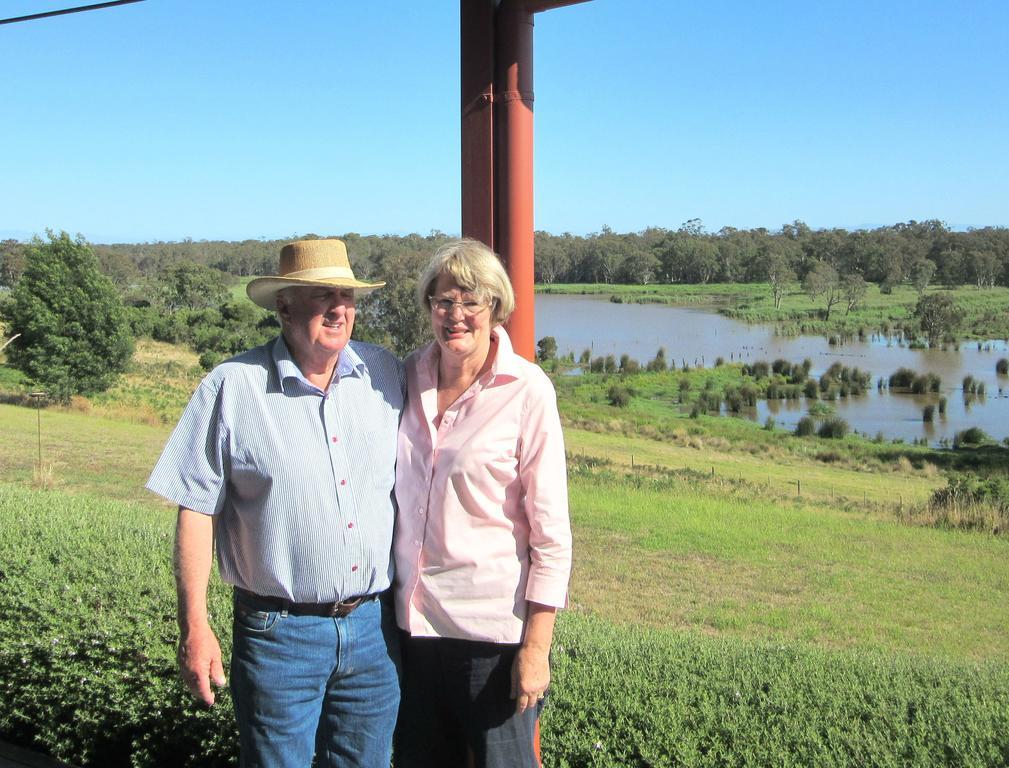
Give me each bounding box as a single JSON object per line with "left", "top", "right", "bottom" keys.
{"left": 178, "top": 623, "right": 227, "bottom": 706}
{"left": 510, "top": 643, "right": 550, "bottom": 715}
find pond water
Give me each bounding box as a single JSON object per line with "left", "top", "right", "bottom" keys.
{"left": 535, "top": 294, "right": 1009, "bottom": 446}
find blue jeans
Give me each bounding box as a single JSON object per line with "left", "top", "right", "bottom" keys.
{"left": 394, "top": 635, "right": 540, "bottom": 768}
{"left": 230, "top": 591, "right": 400, "bottom": 768}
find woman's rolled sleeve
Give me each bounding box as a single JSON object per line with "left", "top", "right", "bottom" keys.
{"left": 519, "top": 375, "right": 572, "bottom": 609}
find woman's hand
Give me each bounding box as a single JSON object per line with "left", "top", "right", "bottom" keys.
{"left": 511, "top": 643, "right": 550, "bottom": 714}
{"left": 511, "top": 602, "right": 558, "bottom": 714}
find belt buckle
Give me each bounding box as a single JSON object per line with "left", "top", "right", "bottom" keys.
{"left": 332, "top": 596, "right": 362, "bottom": 618}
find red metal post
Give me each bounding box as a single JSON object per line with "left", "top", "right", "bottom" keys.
{"left": 461, "top": 0, "right": 592, "bottom": 362}
{"left": 460, "top": 0, "right": 497, "bottom": 249}
{"left": 495, "top": 0, "right": 537, "bottom": 360}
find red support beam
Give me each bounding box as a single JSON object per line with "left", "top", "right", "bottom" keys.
{"left": 495, "top": 0, "right": 537, "bottom": 360}
{"left": 461, "top": 0, "right": 593, "bottom": 361}
{"left": 460, "top": 0, "right": 497, "bottom": 249}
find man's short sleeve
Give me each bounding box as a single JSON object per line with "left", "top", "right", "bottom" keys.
{"left": 146, "top": 378, "right": 228, "bottom": 515}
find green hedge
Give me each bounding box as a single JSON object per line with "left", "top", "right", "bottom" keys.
{"left": 544, "top": 615, "right": 1009, "bottom": 767}
{"left": 3, "top": 483, "right": 1009, "bottom": 767}
{"left": 0, "top": 484, "right": 236, "bottom": 767}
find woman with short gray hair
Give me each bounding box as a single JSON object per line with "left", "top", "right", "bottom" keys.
{"left": 393, "top": 238, "right": 572, "bottom": 767}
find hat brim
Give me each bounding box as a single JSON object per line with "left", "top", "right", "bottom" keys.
{"left": 246, "top": 276, "right": 386, "bottom": 309}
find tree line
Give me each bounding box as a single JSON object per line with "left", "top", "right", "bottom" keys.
{"left": 533, "top": 220, "right": 1009, "bottom": 290}
{"left": 2, "top": 222, "right": 1007, "bottom": 401}
{"left": 3, "top": 219, "right": 1008, "bottom": 292}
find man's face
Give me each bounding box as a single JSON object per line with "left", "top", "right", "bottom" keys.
{"left": 277, "top": 285, "right": 356, "bottom": 363}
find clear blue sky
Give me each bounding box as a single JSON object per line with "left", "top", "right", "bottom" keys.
{"left": 3, "top": 0, "right": 1007, "bottom": 243}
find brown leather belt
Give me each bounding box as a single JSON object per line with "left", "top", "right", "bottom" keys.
{"left": 237, "top": 588, "right": 379, "bottom": 618}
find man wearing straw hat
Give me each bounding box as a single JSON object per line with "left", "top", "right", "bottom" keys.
{"left": 148, "top": 238, "right": 403, "bottom": 767}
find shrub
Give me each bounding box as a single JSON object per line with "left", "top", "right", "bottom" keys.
{"left": 603, "top": 355, "right": 617, "bottom": 374}
{"left": 997, "top": 358, "right": 1009, "bottom": 375}
{"left": 579, "top": 348, "right": 591, "bottom": 365}
{"left": 803, "top": 379, "right": 818, "bottom": 399}
{"left": 922, "top": 404, "right": 935, "bottom": 422}
{"left": 795, "top": 416, "right": 816, "bottom": 436}
{"left": 647, "top": 347, "right": 668, "bottom": 372}
{"left": 739, "top": 384, "right": 758, "bottom": 407}
{"left": 917, "top": 473, "right": 1009, "bottom": 534}
{"left": 724, "top": 388, "right": 743, "bottom": 414}
{"left": 889, "top": 368, "right": 917, "bottom": 388}
{"left": 590, "top": 356, "right": 605, "bottom": 373}
{"left": 607, "top": 384, "right": 631, "bottom": 408}
{"left": 544, "top": 612, "right": 1009, "bottom": 768}
{"left": 938, "top": 396, "right": 947, "bottom": 415}
{"left": 701, "top": 391, "right": 722, "bottom": 412}
{"left": 911, "top": 374, "right": 941, "bottom": 394}
{"left": 199, "top": 351, "right": 222, "bottom": 371}
{"left": 714, "top": 356, "right": 724, "bottom": 367}
{"left": 536, "top": 335, "right": 557, "bottom": 362}
{"left": 815, "top": 450, "right": 843, "bottom": 463}
{"left": 817, "top": 416, "right": 850, "bottom": 439}
{"left": 954, "top": 427, "right": 991, "bottom": 448}
{"left": 751, "top": 361, "right": 770, "bottom": 379}
{"left": 0, "top": 486, "right": 238, "bottom": 767}
{"left": 617, "top": 354, "right": 640, "bottom": 374}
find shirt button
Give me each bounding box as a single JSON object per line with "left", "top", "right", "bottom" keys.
{"left": 347, "top": 522, "right": 354, "bottom": 529}
{"left": 340, "top": 479, "right": 347, "bottom": 486}
{"left": 351, "top": 565, "right": 358, "bottom": 572}
{"left": 331, "top": 436, "right": 338, "bottom": 443}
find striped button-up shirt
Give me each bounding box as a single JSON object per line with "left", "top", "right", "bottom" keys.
{"left": 147, "top": 335, "right": 404, "bottom": 603}
{"left": 394, "top": 326, "right": 572, "bottom": 643}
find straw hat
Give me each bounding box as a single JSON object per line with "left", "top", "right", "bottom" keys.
{"left": 246, "top": 238, "right": 385, "bottom": 309}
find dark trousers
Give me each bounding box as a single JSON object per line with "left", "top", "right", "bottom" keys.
{"left": 394, "top": 634, "right": 539, "bottom": 768}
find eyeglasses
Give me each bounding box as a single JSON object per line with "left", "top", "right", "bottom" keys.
{"left": 428, "top": 296, "right": 490, "bottom": 316}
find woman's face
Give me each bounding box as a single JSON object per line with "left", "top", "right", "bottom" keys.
{"left": 429, "top": 272, "right": 493, "bottom": 364}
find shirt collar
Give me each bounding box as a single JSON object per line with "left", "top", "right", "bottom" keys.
{"left": 486, "top": 325, "right": 522, "bottom": 381}
{"left": 416, "top": 324, "right": 522, "bottom": 386}
{"left": 272, "top": 336, "right": 367, "bottom": 394}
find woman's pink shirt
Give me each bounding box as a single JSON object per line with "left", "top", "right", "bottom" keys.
{"left": 393, "top": 326, "right": 572, "bottom": 643}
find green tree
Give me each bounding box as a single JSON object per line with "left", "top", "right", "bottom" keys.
{"left": 910, "top": 257, "right": 937, "bottom": 296}
{"left": 757, "top": 245, "right": 796, "bottom": 309}
{"left": 2, "top": 231, "right": 133, "bottom": 401}
{"left": 841, "top": 273, "right": 868, "bottom": 315}
{"left": 802, "top": 261, "right": 841, "bottom": 319}
{"left": 0, "top": 239, "right": 27, "bottom": 287}
{"left": 534, "top": 231, "right": 571, "bottom": 285}
{"left": 355, "top": 242, "right": 433, "bottom": 356}
{"left": 158, "top": 262, "right": 231, "bottom": 311}
{"left": 915, "top": 292, "right": 964, "bottom": 346}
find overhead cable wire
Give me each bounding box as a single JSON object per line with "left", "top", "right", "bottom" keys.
{"left": 0, "top": 0, "right": 145, "bottom": 26}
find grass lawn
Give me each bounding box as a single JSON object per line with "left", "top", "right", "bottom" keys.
{"left": 564, "top": 427, "right": 940, "bottom": 506}
{"left": 568, "top": 466, "right": 1009, "bottom": 658}
{"left": 3, "top": 395, "right": 1006, "bottom": 661}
